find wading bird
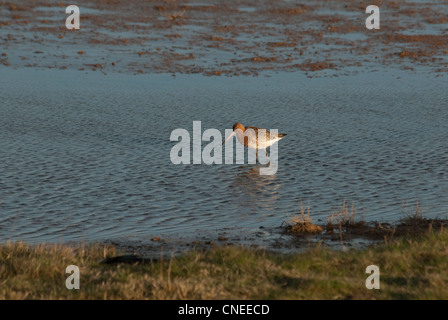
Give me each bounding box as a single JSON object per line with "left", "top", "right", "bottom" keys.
{"left": 222, "top": 122, "right": 287, "bottom": 162}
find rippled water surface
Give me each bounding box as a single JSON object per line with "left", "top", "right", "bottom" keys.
{"left": 1, "top": 69, "right": 447, "bottom": 243}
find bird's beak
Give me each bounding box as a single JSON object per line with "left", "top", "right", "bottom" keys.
{"left": 222, "top": 131, "right": 236, "bottom": 145}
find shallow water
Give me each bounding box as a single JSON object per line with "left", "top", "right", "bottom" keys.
{"left": 0, "top": 68, "right": 447, "bottom": 243}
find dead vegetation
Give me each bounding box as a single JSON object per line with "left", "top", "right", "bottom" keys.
{"left": 283, "top": 201, "right": 323, "bottom": 234}
{"left": 283, "top": 200, "right": 448, "bottom": 243}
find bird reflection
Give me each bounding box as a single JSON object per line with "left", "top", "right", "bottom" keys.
{"left": 231, "top": 165, "right": 281, "bottom": 215}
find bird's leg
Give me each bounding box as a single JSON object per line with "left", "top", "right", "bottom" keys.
{"left": 256, "top": 149, "right": 259, "bottom": 163}
{"left": 265, "top": 149, "right": 270, "bottom": 163}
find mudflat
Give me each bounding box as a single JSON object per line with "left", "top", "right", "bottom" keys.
{"left": 1, "top": 0, "right": 447, "bottom": 76}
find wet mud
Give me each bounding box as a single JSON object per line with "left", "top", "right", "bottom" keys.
{"left": 103, "top": 217, "right": 448, "bottom": 258}
{"left": 1, "top": 0, "right": 447, "bottom": 76}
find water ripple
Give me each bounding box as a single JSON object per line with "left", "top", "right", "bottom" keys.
{"left": 1, "top": 70, "right": 448, "bottom": 243}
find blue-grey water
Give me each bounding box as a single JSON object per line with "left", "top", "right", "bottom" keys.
{"left": 0, "top": 69, "right": 447, "bottom": 243}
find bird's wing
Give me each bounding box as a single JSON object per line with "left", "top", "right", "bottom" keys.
{"left": 245, "top": 127, "right": 286, "bottom": 141}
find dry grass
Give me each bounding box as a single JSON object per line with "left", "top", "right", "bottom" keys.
{"left": 1, "top": 229, "right": 448, "bottom": 299}
{"left": 285, "top": 201, "right": 448, "bottom": 243}
{"left": 401, "top": 200, "right": 427, "bottom": 223}
{"left": 395, "top": 201, "right": 448, "bottom": 236}
{"left": 284, "top": 201, "right": 364, "bottom": 236}
{"left": 326, "top": 201, "right": 360, "bottom": 226}
{"left": 283, "top": 201, "right": 323, "bottom": 234}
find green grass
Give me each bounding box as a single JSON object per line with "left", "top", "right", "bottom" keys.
{"left": 1, "top": 230, "right": 448, "bottom": 299}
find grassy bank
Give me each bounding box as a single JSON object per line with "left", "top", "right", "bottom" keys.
{"left": 1, "top": 229, "right": 448, "bottom": 299}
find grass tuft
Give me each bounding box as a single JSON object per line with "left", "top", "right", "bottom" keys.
{"left": 283, "top": 201, "right": 323, "bottom": 234}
